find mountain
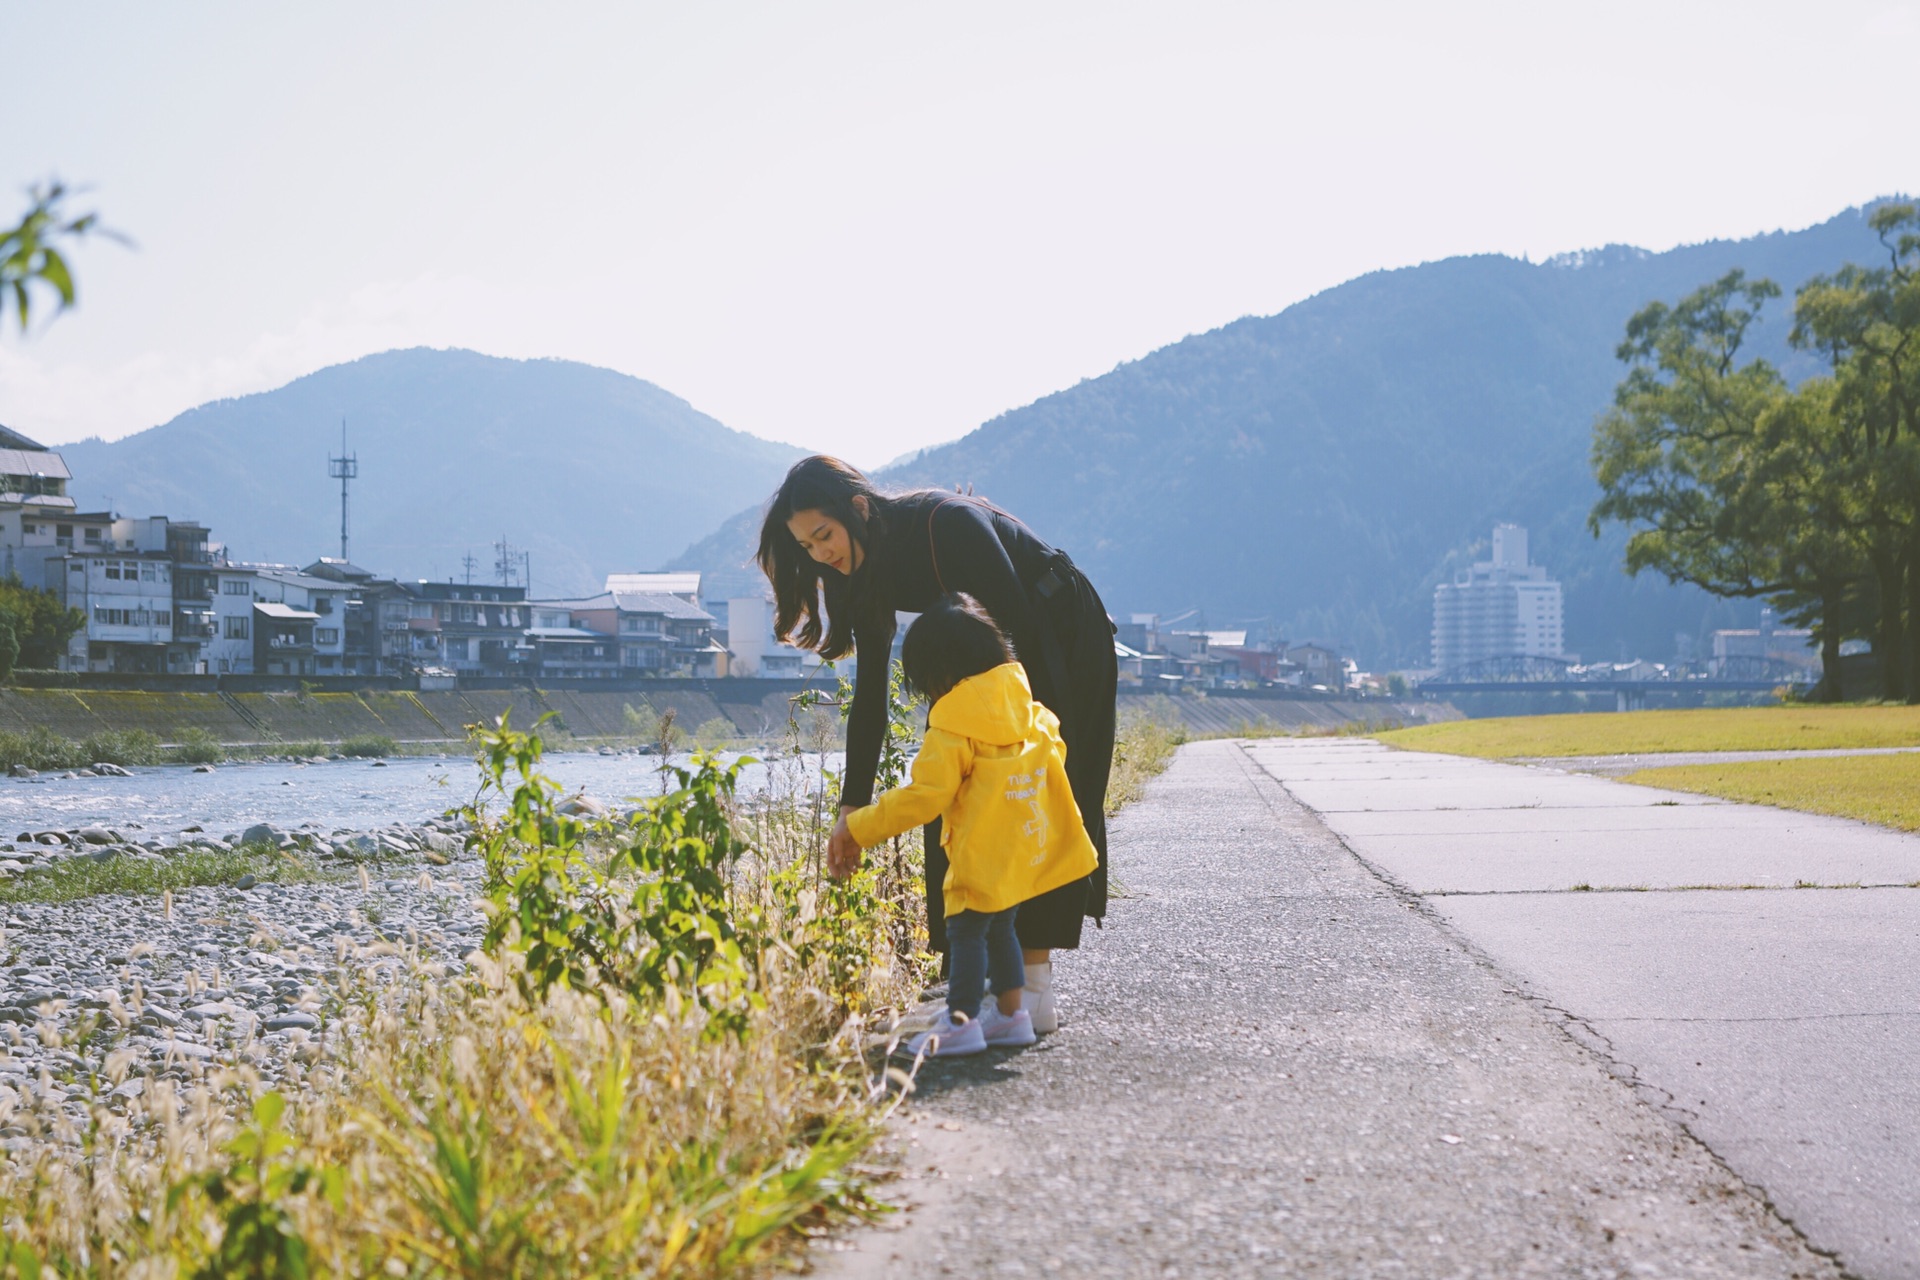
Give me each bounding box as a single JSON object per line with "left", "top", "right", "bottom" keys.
{"left": 60, "top": 349, "right": 805, "bottom": 596}
{"left": 677, "top": 202, "right": 1905, "bottom": 666}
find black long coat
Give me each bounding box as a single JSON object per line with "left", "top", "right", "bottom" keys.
{"left": 841, "top": 492, "right": 1117, "bottom": 952}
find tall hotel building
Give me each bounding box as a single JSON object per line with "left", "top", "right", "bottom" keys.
{"left": 1431, "top": 523, "right": 1565, "bottom": 671}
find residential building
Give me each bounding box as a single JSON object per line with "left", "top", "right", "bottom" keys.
{"left": 1286, "top": 643, "right": 1345, "bottom": 690}
{"left": 725, "top": 595, "right": 826, "bottom": 678}
{"left": 112, "top": 516, "right": 216, "bottom": 673}
{"left": 55, "top": 539, "right": 175, "bottom": 672}
{"left": 253, "top": 569, "right": 352, "bottom": 673}
{"left": 253, "top": 601, "right": 320, "bottom": 675}
{"left": 543, "top": 590, "right": 720, "bottom": 677}
{"left": 607, "top": 572, "right": 701, "bottom": 605}
{"left": 206, "top": 565, "right": 259, "bottom": 673}
{"left": 412, "top": 581, "right": 528, "bottom": 674}
{"left": 1431, "top": 523, "right": 1566, "bottom": 672}
{"left": 0, "top": 426, "right": 82, "bottom": 590}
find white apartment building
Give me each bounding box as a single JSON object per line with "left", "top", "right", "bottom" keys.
{"left": 58, "top": 550, "right": 175, "bottom": 672}
{"left": 1431, "top": 523, "right": 1566, "bottom": 672}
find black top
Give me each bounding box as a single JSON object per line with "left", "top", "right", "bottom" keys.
{"left": 841, "top": 493, "right": 1066, "bottom": 807}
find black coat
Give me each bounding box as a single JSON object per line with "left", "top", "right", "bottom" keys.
{"left": 842, "top": 493, "right": 1117, "bottom": 948}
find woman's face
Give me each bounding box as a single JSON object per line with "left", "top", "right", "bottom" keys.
{"left": 787, "top": 507, "right": 865, "bottom": 577}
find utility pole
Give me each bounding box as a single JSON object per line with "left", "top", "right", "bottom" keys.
{"left": 328, "top": 420, "right": 358, "bottom": 563}
{"left": 494, "top": 535, "right": 519, "bottom": 587}
{"left": 461, "top": 551, "right": 477, "bottom": 584}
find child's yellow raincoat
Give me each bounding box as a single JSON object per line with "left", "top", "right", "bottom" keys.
{"left": 845, "top": 662, "right": 1099, "bottom": 917}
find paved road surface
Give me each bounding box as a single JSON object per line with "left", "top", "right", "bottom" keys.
{"left": 1245, "top": 739, "right": 1920, "bottom": 1280}
{"left": 815, "top": 741, "right": 1842, "bottom": 1279}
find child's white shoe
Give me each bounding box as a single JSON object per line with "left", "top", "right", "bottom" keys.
{"left": 1024, "top": 962, "right": 1058, "bottom": 1034}
{"left": 978, "top": 1004, "right": 1036, "bottom": 1048}
{"left": 907, "top": 1010, "right": 986, "bottom": 1058}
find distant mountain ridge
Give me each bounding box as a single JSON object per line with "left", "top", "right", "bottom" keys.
{"left": 59, "top": 349, "right": 805, "bottom": 597}
{"left": 676, "top": 201, "right": 1906, "bottom": 665}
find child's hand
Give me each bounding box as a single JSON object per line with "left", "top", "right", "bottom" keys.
{"left": 827, "top": 817, "right": 863, "bottom": 879}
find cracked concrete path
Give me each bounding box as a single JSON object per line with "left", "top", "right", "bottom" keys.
{"left": 813, "top": 741, "right": 1841, "bottom": 1279}
{"left": 1245, "top": 738, "right": 1920, "bottom": 1280}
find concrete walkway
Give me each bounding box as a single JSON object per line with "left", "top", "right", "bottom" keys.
{"left": 816, "top": 742, "right": 1843, "bottom": 1279}
{"left": 1245, "top": 739, "right": 1920, "bottom": 1280}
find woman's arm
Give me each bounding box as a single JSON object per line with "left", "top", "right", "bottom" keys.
{"left": 838, "top": 613, "right": 898, "bottom": 808}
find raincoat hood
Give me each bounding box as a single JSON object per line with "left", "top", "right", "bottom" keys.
{"left": 926, "top": 663, "right": 1037, "bottom": 747}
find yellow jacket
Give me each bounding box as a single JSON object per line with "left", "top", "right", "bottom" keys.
{"left": 846, "top": 663, "right": 1099, "bottom": 917}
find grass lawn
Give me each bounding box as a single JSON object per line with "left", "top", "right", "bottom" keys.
{"left": 1625, "top": 753, "right": 1920, "bottom": 833}
{"left": 1377, "top": 703, "right": 1920, "bottom": 759}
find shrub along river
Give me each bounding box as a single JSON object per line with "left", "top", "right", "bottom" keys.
{"left": 0, "top": 750, "right": 840, "bottom": 834}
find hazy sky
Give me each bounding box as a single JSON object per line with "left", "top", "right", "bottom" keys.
{"left": 3, "top": 2, "right": 1917, "bottom": 465}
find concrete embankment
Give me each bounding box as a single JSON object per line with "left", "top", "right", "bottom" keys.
{"left": 0, "top": 684, "right": 1452, "bottom": 747}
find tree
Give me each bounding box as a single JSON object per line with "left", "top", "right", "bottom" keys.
{"left": 0, "top": 181, "right": 112, "bottom": 333}
{"left": 0, "top": 576, "right": 85, "bottom": 670}
{"left": 1589, "top": 271, "right": 1874, "bottom": 701}
{"left": 1790, "top": 202, "right": 1920, "bottom": 701}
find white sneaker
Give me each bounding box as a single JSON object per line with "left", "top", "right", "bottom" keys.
{"left": 907, "top": 1010, "right": 986, "bottom": 1058}
{"left": 978, "top": 1005, "right": 1036, "bottom": 1048}
{"left": 1024, "top": 962, "right": 1058, "bottom": 1034}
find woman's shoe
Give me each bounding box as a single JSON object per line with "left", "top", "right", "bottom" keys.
{"left": 907, "top": 1010, "right": 986, "bottom": 1058}
{"left": 1024, "top": 962, "right": 1058, "bottom": 1034}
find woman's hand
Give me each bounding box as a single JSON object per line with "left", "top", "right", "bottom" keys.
{"left": 827, "top": 815, "right": 863, "bottom": 879}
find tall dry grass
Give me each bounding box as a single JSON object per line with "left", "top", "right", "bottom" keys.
{"left": 0, "top": 688, "right": 932, "bottom": 1279}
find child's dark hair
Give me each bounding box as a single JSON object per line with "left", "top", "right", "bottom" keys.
{"left": 900, "top": 594, "right": 1016, "bottom": 702}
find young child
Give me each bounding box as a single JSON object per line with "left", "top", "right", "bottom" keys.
{"left": 827, "top": 593, "right": 1100, "bottom": 1057}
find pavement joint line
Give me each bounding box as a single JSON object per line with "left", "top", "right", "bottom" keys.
{"left": 1240, "top": 740, "right": 1857, "bottom": 1278}
{"left": 1420, "top": 882, "right": 1920, "bottom": 896}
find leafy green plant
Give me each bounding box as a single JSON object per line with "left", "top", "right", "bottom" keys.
{"left": 468, "top": 713, "right": 764, "bottom": 1036}
{"left": 168, "top": 1092, "right": 342, "bottom": 1279}
{"left": 172, "top": 726, "right": 225, "bottom": 764}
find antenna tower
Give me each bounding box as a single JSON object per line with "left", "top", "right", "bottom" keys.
{"left": 494, "top": 535, "right": 520, "bottom": 587}
{"left": 327, "top": 420, "right": 358, "bottom": 562}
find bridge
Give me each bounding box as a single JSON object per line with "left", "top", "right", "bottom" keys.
{"left": 1417, "top": 654, "right": 1816, "bottom": 710}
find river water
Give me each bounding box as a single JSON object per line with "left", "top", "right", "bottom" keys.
{"left": 0, "top": 751, "right": 843, "bottom": 835}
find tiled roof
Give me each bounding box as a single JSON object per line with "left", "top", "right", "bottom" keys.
{"left": 611, "top": 591, "right": 712, "bottom": 621}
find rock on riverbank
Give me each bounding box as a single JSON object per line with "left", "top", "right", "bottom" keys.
{"left": 0, "top": 829, "right": 485, "bottom": 1142}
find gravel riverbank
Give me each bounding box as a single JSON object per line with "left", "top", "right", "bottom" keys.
{"left": 0, "top": 814, "right": 486, "bottom": 1145}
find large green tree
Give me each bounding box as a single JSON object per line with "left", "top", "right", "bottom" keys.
{"left": 1790, "top": 202, "right": 1920, "bottom": 700}
{"left": 1593, "top": 205, "right": 1920, "bottom": 704}
{"left": 1589, "top": 271, "right": 1875, "bottom": 700}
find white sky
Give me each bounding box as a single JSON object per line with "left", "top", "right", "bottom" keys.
{"left": 3, "top": 1, "right": 1917, "bottom": 466}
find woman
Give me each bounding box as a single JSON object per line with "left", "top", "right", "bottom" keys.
{"left": 757, "top": 455, "right": 1117, "bottom": 1033}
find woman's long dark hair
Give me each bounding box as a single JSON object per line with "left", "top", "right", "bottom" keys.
{"left": 756, "top": 456, "right": 891, "bottom": 660}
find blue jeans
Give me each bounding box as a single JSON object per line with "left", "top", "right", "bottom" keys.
{"left": 946, "top": 907, "right": 1024, "bottom": 1020}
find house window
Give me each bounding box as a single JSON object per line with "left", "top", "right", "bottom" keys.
{"left": 104, "top": 562, "right": 121, "bottom": 580}
{"left": 225, "top": 616, "right": 249, "bottom": 639}
{"left": 314, "top": 597, "right": 333, "bottom": 615}
{"left": 140, "top": 562, "right": 157, "bottom": 582}
{"left": 316, "top": 628, "right": 340, "bottom": 645}
{"left": 83, "top": 527, "right": 101, "bottom": 541}
{"left": 457, "top": 605, "right": 474, "bottom": 623}
{"left": 56, "top": 524, "right": 72, "bottom": 538}
{"left": 223, "top": 579, "right": 251, "bottom": 595}
{"left": 21, "top": 523, "right": 35, "bottom": 535}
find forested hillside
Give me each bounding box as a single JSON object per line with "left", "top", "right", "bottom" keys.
{"left": 680, "top": 202, "right": 1901, "bottom": 665}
